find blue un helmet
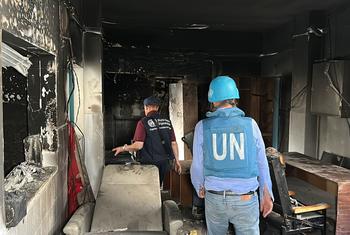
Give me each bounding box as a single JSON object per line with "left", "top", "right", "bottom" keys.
{"left": 208, "top": 76, "right": 240, "bottom": 102}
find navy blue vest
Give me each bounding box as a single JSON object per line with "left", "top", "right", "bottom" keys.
{"left": 203, "top": 108, "right": 258, "bottom": 178}
{"left": 137, "top": 113, "right": 175, "bottom": 163}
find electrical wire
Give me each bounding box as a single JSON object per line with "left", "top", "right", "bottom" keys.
{"left": 62, "top": 33, "right": 79, "bottom": 124}
{"left": 72, "top": 122, "right": 92, "bottom": 204}
{"left": 324, "top": 17, "right": 350, "bottom": 107}
{"left": 72, "top": 66, "right": 81, "bottom": 123}
{"left": 324, "top": 18, "right": 350, "bottom": 135}
{"left": 289, "top": 85, "right": 308, "bottom": 110}
{"left": 324, "top": 63, "right": 350, "bottom": 107}
{"left": 65, "top": 61, "right": 75, "bottom": 122}
{"left": 324, "top": 63, "right": 350, "bottom": 136}
{"left": 70, "top": 121, "right": 85, "bottom": 152}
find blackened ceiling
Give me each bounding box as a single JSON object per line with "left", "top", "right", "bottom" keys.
{"left": 75, "top": 0, "right": 350, "bottom": 78}
{"left": 95, "top": 0, "right": 349, "bottom": 52}
{"left": 100, "top": 0, "right": 348, "bottom": 31}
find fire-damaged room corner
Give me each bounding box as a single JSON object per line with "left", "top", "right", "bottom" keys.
{"left": 1, "top": 0, "right": 350, "bottom": 235}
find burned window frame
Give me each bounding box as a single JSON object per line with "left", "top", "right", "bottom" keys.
{"left": 1, "top": 30, "right": 58, "bottom": 228}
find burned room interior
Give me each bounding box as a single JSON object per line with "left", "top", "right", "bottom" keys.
{"left": 0, "top": 0, "right": 350, "bottom": 234}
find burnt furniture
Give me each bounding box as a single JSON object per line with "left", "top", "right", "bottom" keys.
{"left": 284, "top": 152, "right": 350, "bottom": 235}
{"left": 321, "top": 151, "right": 350, "bottom": 169}
{"left": 64, "top": 164, "right": 183, "bottom": 235}
{"left": 168, "top": 160, "right": 193, "bottom": 207}
{"left": 266, "top": 150, "right": 329, "bottom": 235}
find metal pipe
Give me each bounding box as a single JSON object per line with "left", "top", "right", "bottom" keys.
{"left": 272, "top": 77, "right": 281, "bottom": 149}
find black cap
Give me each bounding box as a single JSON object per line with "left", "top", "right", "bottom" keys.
{"left": 143, "top": 96, "right": 160, "bottom": 106}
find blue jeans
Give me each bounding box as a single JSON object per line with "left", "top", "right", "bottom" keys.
{"left": 205, "top": 191, "right": 259, "bottom": 235}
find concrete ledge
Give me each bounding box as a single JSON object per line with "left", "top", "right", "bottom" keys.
{"left": 162, "top": 200, "right": 183, "bottom": 235}
{"left": 63, "top": 203, "right": 95, "bottom": 235}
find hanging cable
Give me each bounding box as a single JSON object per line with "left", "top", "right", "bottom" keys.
{"left": 324, "top": 63, "right": 350, "bottom": 136}
{"left": 289, "top": 85, "right": 308, "bottom": 110}
{"left": 323, "top": 63, "right": 350, "bottom": 107}
{"left": 72, "top": 66, "right": 81, "bottom": 123}
{"left": 65, "top": 61, "right": 75, "bottom": 122}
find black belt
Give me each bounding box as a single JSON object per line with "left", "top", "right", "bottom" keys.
{"left": 207, "top": 190, "right": 255, "bottom": 196}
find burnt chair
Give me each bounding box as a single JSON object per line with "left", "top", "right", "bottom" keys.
{"left": 265, "top": 148, "right": 330, "bottom": 235}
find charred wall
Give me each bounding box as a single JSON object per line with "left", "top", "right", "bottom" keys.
{"left": 103, "top": 72, "right": 173, "bottom": 161}
{"left": 0, "top": 0, "right": 70, "bottom": 233}
{"left": 103, "top": 47, "right": 211, "bottom": 159}
{"left": 1, "top": 0, "right": 59, "bottom": 53}
{"left": 1, "top": 0, "right": 62, "bottom": 167}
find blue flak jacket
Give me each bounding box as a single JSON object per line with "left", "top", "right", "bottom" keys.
{"left": 203, "top": 108, "right": 258, "bottom": 178}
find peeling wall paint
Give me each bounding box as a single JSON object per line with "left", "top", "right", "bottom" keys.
{"left": 169, "top": 82, "right": 185, "bottom": 161}
{"left": 41, "top": 98, "right": 57, "bottom": 151}
{"left": 1, "top": 0, "right": 59, "bottom": 54}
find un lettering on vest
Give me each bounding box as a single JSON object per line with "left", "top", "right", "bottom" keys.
{"left": 212, "top": 133, "right": 245, "bottom": 160}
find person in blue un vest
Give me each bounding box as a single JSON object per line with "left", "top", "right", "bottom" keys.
{"left": 191, "top": 75, "right": 274, "bottom": 235}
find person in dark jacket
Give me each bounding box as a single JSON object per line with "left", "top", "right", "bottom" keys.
{"left": 113, "top": 96, "right": 182, "bottom": 184}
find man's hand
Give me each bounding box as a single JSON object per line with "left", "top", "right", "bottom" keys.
{"left": 198, "top": 186, "right": 205, "bottom": 198}
{"left": 260, "top": 187, "right": 273, "bottom": 218}
{"left": 174, "top": 160, "right": 182, "bottom": 174}
{"left": 112, "top": 146, "right": 123, "bottom": 156}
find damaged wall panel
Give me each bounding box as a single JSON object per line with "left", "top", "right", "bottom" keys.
{"left": 1, "top": 0, "right": 59, "bottom": 54}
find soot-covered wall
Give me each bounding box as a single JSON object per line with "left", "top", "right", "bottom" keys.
{"left": 1, "top": 0, "right": 59, "bottom": 54}
{"left": 1, "top": 0, "right": 61, "bottom": 171}
{"left": 103, "top": 48, "right": 197, "bottom": 162}
{"left": 104, "top": 73, "right": 172, "bottom": 159}
{"left": 0, "top": 0, "right": 69, "bottom": 233}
